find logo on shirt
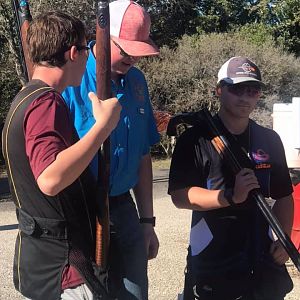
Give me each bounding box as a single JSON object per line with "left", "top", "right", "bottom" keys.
{"left": 132, "top": 80, "right": 145, "bottom": 102}
{"left": 251, "top": 149, "right": 271, "bottom": 169}
{"left": 252, "top": 149, "right": 269, "bottom": 162}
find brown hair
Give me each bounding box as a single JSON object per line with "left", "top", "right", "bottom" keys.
{"left": 27, "top": 11, "right": 86, "bottom": 67}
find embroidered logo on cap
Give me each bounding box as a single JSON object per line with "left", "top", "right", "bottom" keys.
{"left": 238, "top": 63, "right": 256, "bottom": 74}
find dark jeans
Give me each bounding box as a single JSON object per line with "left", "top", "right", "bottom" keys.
{"left": 108, "top": 193, "right": 148, "bottom": 300}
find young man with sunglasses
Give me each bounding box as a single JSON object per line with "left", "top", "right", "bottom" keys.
{"left": 62, "top": 1, "right": 160, "bottom": 299}
{"left": 168, "top": 57, "right": 294, "bottom": 300}
{"left": 2, "top": 11, "right": 121, "bottom": 300}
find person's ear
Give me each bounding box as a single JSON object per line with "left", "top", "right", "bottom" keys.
{"left": 215, "top": 86, "right": 222, "bottom": 96}
{"left": 68, "top": 45, "right": 78, "bottom": 62}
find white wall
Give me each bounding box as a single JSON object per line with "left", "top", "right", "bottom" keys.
{"left": 272, "top": 97, "right": 300, "bottom": 168}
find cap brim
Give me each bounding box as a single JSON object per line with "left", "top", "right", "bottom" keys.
{"left": 111, "top": 36, "right": 159, "bottom": 57}
{"left": 220, "top": 77, "right": 265, "bottom": 86}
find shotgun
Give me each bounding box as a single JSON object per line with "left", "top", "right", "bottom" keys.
{"left": 95, "top": 0, "right": 111, "bottom": 270}
{"left": 12, "top": 0, "right": 33, "bottom": 82}
{"left": 167, "top": 108, "right": 300, "bottom": 272}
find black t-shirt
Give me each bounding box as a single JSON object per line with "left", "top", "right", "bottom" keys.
{"left": 169, "top": 119, "right": 292, "bottom": 199}
{"left": 168, "top": 118, "right": 293, "bottom": 274}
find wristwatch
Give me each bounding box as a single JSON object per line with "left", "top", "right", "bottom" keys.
{"left": 224, "top": 188, "right": 236, "bottom": 206}
{"left": 139, "top": 217, "right": 156, "bottom": 227}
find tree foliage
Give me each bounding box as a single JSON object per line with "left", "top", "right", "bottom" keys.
{"left": 139, "top": 0, "right": 199, "bottom": 47}
{"left": 0, "top": 1, "right": 22, "bottom": 121}
{"left": 0, "top": 1, "right": 25, "bottom": 82}
{"left": 0, "top": 0, "right": 97, "bottom": 121}
{"left": 196, "top": 0, "right": 254, "bottom": 33}
{"left": 1, "top": 0, "right": 300, "bottom": 128}
{"left": 29, "top": 0, "right": 96, "bottom": 38}
{"left": 272, "top": 0, "right": 300, "bottom": 55}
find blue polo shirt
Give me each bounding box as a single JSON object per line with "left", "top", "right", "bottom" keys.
{"left": 62, "top": 41, "right": 159, "bottom": 196}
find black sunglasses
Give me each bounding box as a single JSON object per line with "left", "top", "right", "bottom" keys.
{"left": 76, "top": 45, "right": 90, "bottom": 53}
{"left": 225, "top": 83, "right": 262, "bottom": 97}
{"left": 112, "top": 40, "right": 133, "bottom": 59}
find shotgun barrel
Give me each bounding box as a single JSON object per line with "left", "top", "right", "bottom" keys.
{"left": 167, "top": 108, "right": 300, "bottom": 272}
{"left": 12, "top": 0, "right": 33, "bottom": 81}
{"left": 202, "top": 108, "right": 300, "bottom": 272}
{"left": 95, "top": 0, "right": 111, "bottom": 270}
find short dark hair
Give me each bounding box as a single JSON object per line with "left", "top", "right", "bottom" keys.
{"left": 27, "top": 11, "right": 86, "bottom": 67}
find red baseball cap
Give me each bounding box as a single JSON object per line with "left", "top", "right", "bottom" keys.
{"left": 109, "top": 0, "right": 159, "bottom": 57}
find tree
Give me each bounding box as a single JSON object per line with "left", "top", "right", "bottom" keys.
{"left": 0, "top": 1, "right": 22, "bottom": 122}
{"left": 0, "top": 0, "right": 98, "bottom": 121}
{"left": 272, "top": 0, "right": 300, "bottom": 55}
{"left": 28, "top": 0, "right": 96, "bottom": 38}
{"left": 0, "top": 0, "right": 97, "bottom": 83}
{"left": 233, "top": 23, "right": 276, "bottom": 48}
{"left": 139, "top": 0, "right": 200, "bottom": 47}
{"left": 0, "top": 1, "right": 25, "bottom": 84}
{"left": 155, "top": 0, "right": 300, "bottom": 59}
{"left": 196, "top": 0, "right": 253, "bottom": 33}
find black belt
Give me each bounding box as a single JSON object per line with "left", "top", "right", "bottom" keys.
{"left": 109, "top": 191, "right": 130, "bottom": 202}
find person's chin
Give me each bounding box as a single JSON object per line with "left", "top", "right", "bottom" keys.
{"left": 119, "top": 65, "right": 132, "bottom": 74}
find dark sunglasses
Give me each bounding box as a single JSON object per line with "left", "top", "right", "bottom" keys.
{"left": 113, "top": 40, "right": 133, "bottom": 59}
{"left": 225, "top": 83, "right": 262, "bottom": 97}
{"left": 76, "top": 45, "right": 90, "bottom": 54}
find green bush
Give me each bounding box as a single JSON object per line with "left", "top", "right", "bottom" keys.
{"left": 139, "top": 32, "right": 300, "bottom": 156}
{"left": 233, "top": 23, "right": 276, "bottom": 48}
{"left": 139, "top": 31, "right": 300, "bottom": 129}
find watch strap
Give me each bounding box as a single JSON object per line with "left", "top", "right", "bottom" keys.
{"left": 139, "top": 217, "right": 156, "bottom": 226}
{"left": 224, "top": 188, "right": 236, "bottom": 206}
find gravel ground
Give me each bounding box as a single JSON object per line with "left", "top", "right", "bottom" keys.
{"left": 148, "top": 197, "right": 300, "bottom": 300}
{"left": 0, "top": 199, "right": 299, "bottom": 300}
